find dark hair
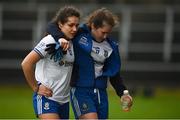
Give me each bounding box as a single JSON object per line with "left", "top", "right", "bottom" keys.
{"left": 51, "top": 6, "right": 80, "bottom": 24}
{"left": 86, "top": 8, "right": 118, "bottom": 28}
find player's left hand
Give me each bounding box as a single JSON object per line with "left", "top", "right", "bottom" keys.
{"left": 120, "top": 94, "right": 133, "bottom": 112}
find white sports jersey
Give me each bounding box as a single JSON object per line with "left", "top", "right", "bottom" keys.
{"left": 34, "top": 35, "right": 74, "bottom": 104}
{"left": 91, "top": 40, "right": 113, "bottom": 78}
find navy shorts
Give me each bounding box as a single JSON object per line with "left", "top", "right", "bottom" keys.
{"left": 33, "top": 92, "right": 69, "bottom": 119}
{"left": 70, "top": 87, "right": 108, "bottom": 119}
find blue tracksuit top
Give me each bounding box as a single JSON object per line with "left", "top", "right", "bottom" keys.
{"left": 71, "top": 24, "right": 121, "bottom": 89}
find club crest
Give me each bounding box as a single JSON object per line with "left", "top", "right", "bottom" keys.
{"left": 79, "top": 36, "right": 88, "bottom": 46}
{"left": 44, "top": 102, "right": 50, "bottom": 110}
{"left": 104, "top": 50, "right": 108, "bottom": 58}
{"left": 81, "top": 102, "right": 89, "bottom": 112}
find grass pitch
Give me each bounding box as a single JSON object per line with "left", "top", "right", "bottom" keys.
{"left": 0, "top": 85, "right": 180, "bottom": 119}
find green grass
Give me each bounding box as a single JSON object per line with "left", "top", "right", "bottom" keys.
{"left": 0, "top": 85, "right": 180, "bottom": 119}
{"left": 108, "top": 89, "right": 180, "bottom": 119}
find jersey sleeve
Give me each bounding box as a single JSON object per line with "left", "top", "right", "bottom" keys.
{"left": 34, "top": 35, "right": 55, "bottom": 57}
{"left": 109, "top": 72, "right": 127, "bottom": 97}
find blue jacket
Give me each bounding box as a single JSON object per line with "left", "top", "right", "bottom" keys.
{"left": 71, "top": 24, "right": 121, "bottom": 89}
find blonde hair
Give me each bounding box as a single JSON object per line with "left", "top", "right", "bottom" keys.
{"left": 86, "top": 7, "right": 119, "bottom": 28}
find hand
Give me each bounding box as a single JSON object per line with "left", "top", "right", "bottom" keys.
{"left": 37, "top": 84, "right": 53, "bottom": 97}
{"left": 126, "top": 95, "right": 133, "bottom": 107}
{"left": 58, "top": 38, "right": 70, "bottom": 51}
{"left": 120, "top": 94, "right": 133, "bottom": 111}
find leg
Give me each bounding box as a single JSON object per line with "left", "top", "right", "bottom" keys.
{"left": 38, "top": 113, "right": 60, "bottom": 119}
{"left": 79, "top": 112, "right": 98, "bottom": 119}
{"left": 70, "top": 87, "right": 97, "bottom": 119}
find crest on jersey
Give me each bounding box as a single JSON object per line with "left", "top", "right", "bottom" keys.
{"left": 44, "top": 102, "right": 50, "bottom": 110}
{"left": 81, "top": 102, "right": 89, "bottom": 112}
{"left": 79, "top": 36, "right": 88, "bottom": 46}
{"left": 104, "top": 50, "right": 108, "bottom": 58}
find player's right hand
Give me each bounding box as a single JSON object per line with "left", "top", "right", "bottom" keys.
{"left": 37, "top": 84, "right": 53, "bottom": 97}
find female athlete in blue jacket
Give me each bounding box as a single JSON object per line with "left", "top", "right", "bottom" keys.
{"left": 46, "top": 7, "right": 133, "bottom": 119}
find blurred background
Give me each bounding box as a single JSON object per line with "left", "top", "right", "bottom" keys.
{"left": 0, "top": 0, "right": 180, "bottom": 119}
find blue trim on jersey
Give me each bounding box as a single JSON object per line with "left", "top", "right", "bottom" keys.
{"left": 34, "top": 48, "right": 44, "bottom": 58}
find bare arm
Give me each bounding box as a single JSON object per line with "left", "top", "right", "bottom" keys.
{"left": 21, "top": 50, "right": 52, "bottom": 96}
{"left": 21, "top": 50, "right": 40, "bottom": 92}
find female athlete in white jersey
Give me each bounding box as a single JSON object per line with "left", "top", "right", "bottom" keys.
{"left": 21, "top": 6, "right": 80, "bottom": 119}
